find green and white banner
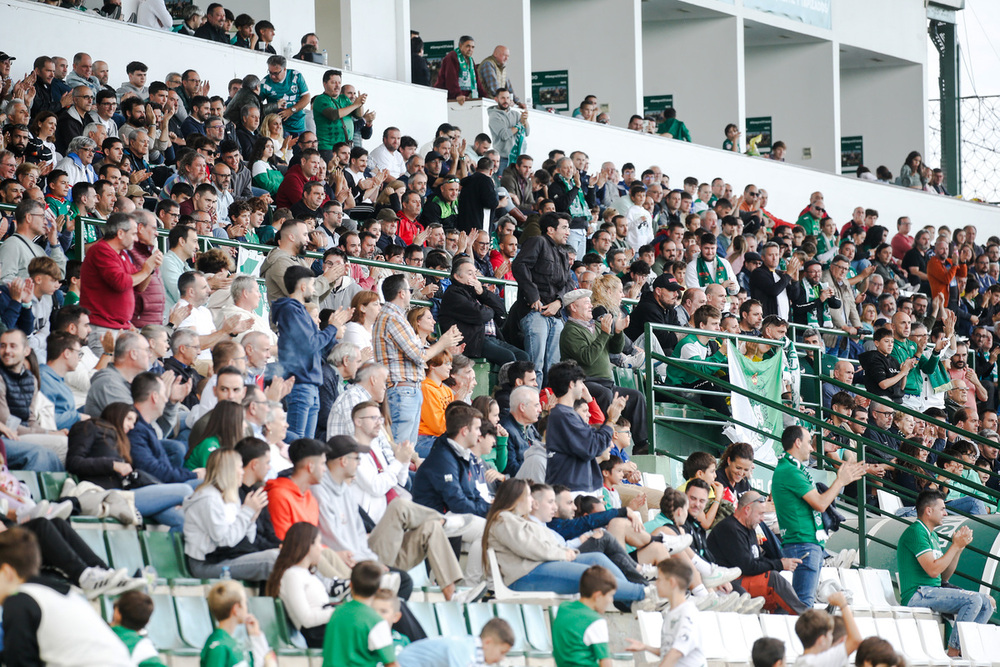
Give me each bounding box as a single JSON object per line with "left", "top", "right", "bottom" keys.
{"left": 724, "top": 341, "right": 785, "bottom": 465}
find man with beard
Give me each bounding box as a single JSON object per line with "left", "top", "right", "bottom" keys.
{"left": 903, "top": 229, "right": 931, "bottom": 291}
{"left": 790, "top": 260, "right": 839, "bottom": 328}
{"left": 625, "top": 273, "right": 684, "bottom": 355}
{"left": 259, "top": 219, "right": 342, "bottom": 304}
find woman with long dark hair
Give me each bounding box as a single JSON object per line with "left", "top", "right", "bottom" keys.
{"left": 266, "top": 522, "right": 348, "bottom": 647}
{"left": 66, "top": 403, "right": 193, "bottom": 532}
{"left": 185, "top": 401, "right": 246, "bottom": 471}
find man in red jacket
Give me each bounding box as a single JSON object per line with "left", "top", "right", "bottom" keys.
{"left": 79, "top": 212, "right": 162, "bottom": 355}
{"left": 274, "top": 148, "right": 328, "bottom": 209}
{"left": 434, "top": 36, "right": 480, "bottom": 104}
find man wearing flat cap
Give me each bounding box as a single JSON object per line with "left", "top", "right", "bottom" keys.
{"left": 559, "top": 288, "right": 648, "bottom": 451}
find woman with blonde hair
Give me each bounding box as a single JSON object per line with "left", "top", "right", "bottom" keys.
{"left": 260, "top": 113, "right": 293, "bottom": 164}
{"left": 727, "top": 234, "right": 748, "bottom": 274}
{"left": 341, "top": 290, "right": 381, "bottom": 349}
{"left": 182, "top": 449, "right": 278, "bottom": 580}
{"left": 590, "top": 273, "right": 643, "bottom": 367}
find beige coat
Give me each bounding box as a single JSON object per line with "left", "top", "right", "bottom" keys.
{"left": 487, "top": 511, "right": 567, "bottom": 584}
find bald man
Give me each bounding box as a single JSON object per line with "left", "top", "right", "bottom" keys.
{"left": 476, "top": 45, "right": 525, "bottom": 108}
{"left": 822, "top": 360, "right": 856, "bottom": 408}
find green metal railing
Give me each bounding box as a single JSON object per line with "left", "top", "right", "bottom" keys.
{"left": 641, "top": 321, "right": 1000, "bottom": 601}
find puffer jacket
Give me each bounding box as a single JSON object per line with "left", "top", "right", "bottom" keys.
{"left": 128, "top": 242, "right": 166, "bottom": 327}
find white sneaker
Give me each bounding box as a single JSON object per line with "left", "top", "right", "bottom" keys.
{"left": 452, "top": 581, "right": 488, "bottom": 605}
{"left": 47, "top": 500, "right": 73, "bottom": 521}
{"left": 16, "top": 501, "right": 49, "bottom": 524}
{"left": 714, "top": 592, "right": 745, "bottom": 613}
{"left": 632, "top": 585, "right": 669, "bottom": 612}
{"left": 702, "top": 565, "right": 742, "bottom": 588}
{"left": 656, "top": 533, "right": 693, "bottom": 555}
{"left": 442, "top": 514, "right": 468, "bottom": 536}
{"left": 78, "top": 567, "right": 132, "bottom": 600}
{"left": 740, "top": 596, "right": 767, "bottom": 614}
{"left": 694, "top": 594, "right": 720, "bottom": 611}
{"left": 638, "top": 563, "right": 659, "bottom": 581}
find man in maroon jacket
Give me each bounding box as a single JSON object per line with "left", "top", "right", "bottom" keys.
{"left": 79, "top": 212, "right": 162, "bottom": 355}
{"left": 274, "top": 148, "right": 328, "bottom": 209}
{"left": 128, "top": 210, "right": 166, "bottom": 328}
{"left": 434, "top": 36, "right": 480, "bottom": 104}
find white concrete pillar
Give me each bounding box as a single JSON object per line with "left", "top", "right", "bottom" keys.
{"left": 314, "top": 0, "right": 409, "bottom": 80}
{"left": 745, "top": 39, "right": 838, "bottom": 172}
{"left": 642, "top": 14, "right": 742, "bottom": 150}
{"left": 531, "top": 0, "right": 643, "bottom": 126}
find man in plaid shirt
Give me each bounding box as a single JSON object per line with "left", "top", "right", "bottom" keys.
{"left": 373, "top": 274, "right": 463, "bottom": 444}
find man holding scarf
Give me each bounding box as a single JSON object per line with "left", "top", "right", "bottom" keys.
{"left": 892, "top": 313, "right": 951, "bottom": 412}
{"left": 435, "top": 36, "right": 480, "bottom": 104}
{"left": 790, "top": 260, "right": 839, "bottom": 329}
{"left": 684, "top": 232, "right": 739, "bottom": 296}
{"left": 488, "top": 89, "right": 529, "bottom": 173}
{"left": 549, "top": 157, "right": 591, "bottom": 258}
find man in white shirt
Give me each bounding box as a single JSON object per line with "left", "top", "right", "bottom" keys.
{"left": 172, "top": 271, "right": 250, "bottom": 360}
{"left": 791, "top": 592, "right": 863, "bottom": 667}
{"left": 350, "top": 400, "right": 413, "bottom": 523}
{"left": 212, "top": 275, "right": 277, "bottom": 346}
{"left": 367, "top": 127, "right": 406, "bottom": 179}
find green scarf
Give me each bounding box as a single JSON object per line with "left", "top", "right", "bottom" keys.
{"left": 696, "top": 256, "right": 726, "bottom": 285}
{"left": 509, "top": 122, "right": 525, "bottom": 163}
{"left": 559, "top": 175, "right": 588, "bottom": 219}
{"left": 801, "top": 280, "right": 832, "bottom": 328}
{"left": 454, "top": 49, "right": 479, "bottom": 98}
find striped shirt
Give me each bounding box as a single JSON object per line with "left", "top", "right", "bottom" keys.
{"left": 373, "top": 302, "right": 426, "bottom": 382}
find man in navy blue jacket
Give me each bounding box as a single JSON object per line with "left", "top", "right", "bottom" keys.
{"left": 411, "top": 404, "right": 490, "bottom": 582}
{"left": 544, "top": 361, "right": 626, "bottom": 495}
{"left": 272, "top": 265, "right": 351, "bottom": 441}
{"left": 129, "top": 372, "right": 200, "bottom": 486}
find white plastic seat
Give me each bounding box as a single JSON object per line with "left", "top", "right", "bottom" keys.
{"left": 760, "top": 614, "right": 798, "bottom": 661}
{"left": 696, "top": 611, "right": 731, "bottom": 667}
{"left": 956, "top": 621, "right": 992, "bottom": 667}
{"left": 916, "top": 618, "right": 972, "bottom": 667}
{"left": 874, "top": 616, "right": 931, "bottom": 666}
{"left": 739, "top": 614, "right": 764, "bottom": 647}
{"left": 486, "top": 548, "right": 576, "bottom": 605}
{"left": 853, "top": 614, "right": 878, "bottom": 641}
{"left": 857, "top": 568, "right": 935, "bottom": 620}
{"left": 837, "top": 568, "right": 874, "bottom": 615}
{"left": 876, "top": 489, "right": 903, "bottom": 514}
{"left": 642, "top": 472, "right": 667, "bottom": 491}
{"left": 714, "top": 611, "right": 751, "bottom": 666}
{"left": 636, "top": 609, "right": 663, "bottom": 664}
{"left": 783, "top": 616, "right": 804, "bottom": 657}
{"left": 893, "top": 616, "right": 950, "bottom": 666}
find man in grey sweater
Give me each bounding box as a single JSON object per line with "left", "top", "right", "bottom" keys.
{"left": 313, "top": 435, "right": 470, "bottom": 602}
{"left": 0, "top": 200, "right": 67, "bottom": 284}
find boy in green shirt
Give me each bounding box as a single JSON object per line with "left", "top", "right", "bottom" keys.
{"left": 201, "top": 580, "right": 271, "bottom": 667}
{"left": 323, "top": 560, "right": 398, "bottom": 667}
{"left": 552, "top": 565, "right": 616, "bottom": 667}
{"left": 371, "top": 589, "right": 410, "bottom": 659}
{"left": 111, "top": 590, "right": 168, "bottom": 667}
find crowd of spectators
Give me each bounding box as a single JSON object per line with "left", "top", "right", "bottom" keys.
{"left": 0, "top": 17, "right": 993, "bottom": 665}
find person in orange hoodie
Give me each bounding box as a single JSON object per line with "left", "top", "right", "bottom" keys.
{"left": 927, "top": 237, "right": 967, "bottom": 307}
{"left": 264, "top": 438, "right": 326, "bottom": 540}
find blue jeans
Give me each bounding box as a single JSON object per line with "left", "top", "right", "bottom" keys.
{"left": 161, "top": 439, "right": 187, "bottom": 468}
{"left": 286, "top": 383, "right": 320, "bottom": 441}
{"left": 187, "top": 548, "right": 280, "bottom": 582}
{"left": 415, "top": 434, "right": 437, "bottom": 458}
{"left": 519, "top": 311, "right": 563, "bottom": 384}
{"left": 909, "top": 586, "right": 994, "bottom": 649}
{"left": 509, "top": 552, "right": 646, "bottom": 602}
{"left": 568, "top": 228, "right": 586, "bottom": 259}
{"left": 133, "top": 483, "right": 192, "bottom": 533}
{"left": 6, "top": 440, "right": 63, "bottom": 472}
{"left": 481, "top": 336, "right": 529, "bottom": 366}
{"left": 387, "top": 385, "right": 422, "bottom": 445}
{"left": 947, "top": 496, "right": 989, "bottom": 516}
{"left": 783, "top": 542, "right": 823, "bottom": 607}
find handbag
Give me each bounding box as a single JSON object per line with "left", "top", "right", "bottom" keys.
{"left": 121, "top": 469, "right": 162, "bottom": 489}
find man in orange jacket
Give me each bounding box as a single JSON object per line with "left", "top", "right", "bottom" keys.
{"left": 927, "top": 237, "right": 966, "bottom": 307}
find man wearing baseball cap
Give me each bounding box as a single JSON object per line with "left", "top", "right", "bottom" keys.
{"left": 625, "top": 273, "right": 685, "bottom": 355}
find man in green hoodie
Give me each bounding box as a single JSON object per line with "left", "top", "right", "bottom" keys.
{"left": 666, "top": 304, "right": 729, "bottom": 414}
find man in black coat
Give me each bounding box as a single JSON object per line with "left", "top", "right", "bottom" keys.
{"left": 790, "top": 260, "right": 841, "bottom": 327}
{"left": 750, "top": 241, "right": 801, "bottom": 318}
{"left": 455, "top": 157, "right": 499, "bottom": 235}
{"left": 511, "top": 212, "right": 573, "bottom": 383}
{"left": 624, "top": 273, "right": 684, "bottom": 355}
{"left": 439, "top": 257, "right": 527, "bottom": 365}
